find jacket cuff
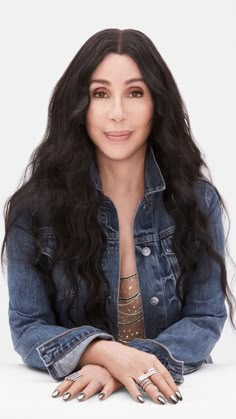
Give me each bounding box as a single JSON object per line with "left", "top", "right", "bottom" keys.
{"left": 36, "top": 326, "right": 114, "bottom": 380}
{"left": 128, "top": 338, "right": 184, "bottom": 384}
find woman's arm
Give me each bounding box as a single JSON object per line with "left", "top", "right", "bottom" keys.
{"left": 7, "top": 211, "right": 114, "bottom": 380}
{"left": 128, "top": 181, "right": 227, "bottom": 381}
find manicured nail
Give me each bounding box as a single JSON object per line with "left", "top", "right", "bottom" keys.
{"left": 157, "top": 395, "right": 166, "bottom": 405}
{"left": 98, "top": 392, "right": 105, "bottom": 400}
{"left": 51, "top": 390, "right": 60, "bottom": 398}
{"left": 63, "top": 392, "right": 71, "bottom": 401}
{"left": 137, "top": 395, "right": 145, "bottom": 403}
{"left": 175, "top": 390, "right": 183, "bottom": 400}
{"left": 170, "top": 394, "right": 178, "bottom": 404}
{"left": 77, "top": 393, "right": 85, "bottom": 401}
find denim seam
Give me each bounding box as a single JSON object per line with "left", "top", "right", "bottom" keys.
{"left": 36, "top": 326, "right": 93, "bottom": 350}
{"left": 36, "top": 331, "right": 114, "bottom": 367}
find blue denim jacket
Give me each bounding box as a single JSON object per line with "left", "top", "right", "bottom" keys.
{"left": 6, "top": 147, "right": 227, "bottom": 383}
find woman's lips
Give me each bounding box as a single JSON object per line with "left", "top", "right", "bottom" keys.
{"left": 104, "top": 131, "right": 133, "bottom": 141}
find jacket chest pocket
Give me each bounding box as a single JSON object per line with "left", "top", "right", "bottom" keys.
{"left": 160, "top": 229, "right": 200, "bottom": 281}
{"left": 161, "top": 233, "right": 182, "bottom": 281}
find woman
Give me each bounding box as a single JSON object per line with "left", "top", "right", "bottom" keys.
{"left": 1, "top": 28, "right": 235, "bottom": 405}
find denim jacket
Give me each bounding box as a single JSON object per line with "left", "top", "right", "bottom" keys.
{"left": 6, "top": 146, "right": 227, "bottom": 383}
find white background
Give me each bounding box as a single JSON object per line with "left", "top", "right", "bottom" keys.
{"left": 0, "top": 0, "right": 235, "bottom": 364}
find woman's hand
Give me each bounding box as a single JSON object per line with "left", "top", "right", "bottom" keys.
{"left": 82, "top": 340, "right": 182, "bottom": 405}
{"left": 51, "top": 364, "right": 123, "bottom": 402}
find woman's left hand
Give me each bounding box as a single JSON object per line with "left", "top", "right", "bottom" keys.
{"left": 51, "top": 364, "right": 123, "bottom": 402}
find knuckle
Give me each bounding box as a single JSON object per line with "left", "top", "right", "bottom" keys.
{"left": 157, "top": 369, "right": 167, "bottom": 379}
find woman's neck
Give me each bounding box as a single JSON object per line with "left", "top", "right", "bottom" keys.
{"left": 96, "top": 149, "right": 146, "bottom": 201}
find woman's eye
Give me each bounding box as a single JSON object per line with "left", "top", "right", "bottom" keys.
{"left": 129, "top": 90, "right": 143, "bottom": 98}
{"left": 93, "top": 91, "right": 107, "bottom": 98}
{"left": 91, "top": 90, "right": 144, "bottom": 98}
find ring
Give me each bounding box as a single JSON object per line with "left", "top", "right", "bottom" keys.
{"left": 136, "top": 368, "right": 158, "bottom": 389}
{"left": 65, "top": 371, "right": 82, "bottom": 381}
{"left": 142, "top": 381, "right": 157, "bottom": 392}
{"left": 140, "top": 378, "right": 152, "bottom": 392}
{"left": 147, "top": 368, "right": 158, "bottom": 374}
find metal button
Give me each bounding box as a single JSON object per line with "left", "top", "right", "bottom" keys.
{"left": 142, "top": 246, "right": 151, "bottom": 256}
{"left": 150, "top": 296, "right": 159, "bottom": 305}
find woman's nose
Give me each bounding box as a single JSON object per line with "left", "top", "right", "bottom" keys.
{"left": 107, "top": 99, "right": 127, "bottom": 122}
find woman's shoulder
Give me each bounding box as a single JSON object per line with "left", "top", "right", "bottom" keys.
{"left": 193, "top": 179, "right": 222, "bottom": 215}
{"left": 10, "top": 203, "right": 50, "bottom": 233}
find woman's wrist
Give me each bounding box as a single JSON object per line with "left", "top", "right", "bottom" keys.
{"left": 79, "top": 339, "right": 118, "bottom": 368}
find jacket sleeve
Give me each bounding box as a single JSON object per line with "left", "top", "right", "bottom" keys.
{"left": 6, "top": 211, "right": 114, "bottom": 380}
{"left": 128, "top": 182, "right": 227, "bottom": 383}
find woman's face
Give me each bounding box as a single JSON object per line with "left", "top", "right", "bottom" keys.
{"left": 86, "top": 53, "right": 154, "bottom": 163}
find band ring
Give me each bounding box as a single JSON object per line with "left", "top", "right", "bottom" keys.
{"left": 140, "top": 378, "right": 152, "bottom": 392}
{"left": 65, "top": 371, "right": 82, "bottom": 381}
{"left": 142, "top": 381, "right": 157, "bottom": 392}
{"left": 136, "top": 368, "right": 158, "bottom": 389}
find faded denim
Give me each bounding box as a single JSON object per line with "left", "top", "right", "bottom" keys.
{"left": 6, "top": 146, "right": 227, "bottom": 383}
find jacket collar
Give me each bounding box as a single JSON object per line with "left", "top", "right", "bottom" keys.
{"left": 89, "top": 145, "right": 166, "bottom": 196}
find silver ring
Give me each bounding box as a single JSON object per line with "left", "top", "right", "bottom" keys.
{"left": 136, "top": 368, "right": 158, "bottom": 387}
{"left": 147, "top": 368, "right": 158, "bottom": 374}
{"left": 142, "top": 381, "right": 157, "bottom": 392}
{"left": 140, "top": 378, "right": 152, "bottom": 391}
{"left": 65, "top": 371, "right": 82, "bottom": 381}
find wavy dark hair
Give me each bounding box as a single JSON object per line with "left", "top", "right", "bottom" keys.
{"left": 1, "top": 28, "right": 235, "bottom": 330}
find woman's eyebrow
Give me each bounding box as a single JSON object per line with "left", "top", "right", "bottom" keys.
{"left": 89, "top": 78, "right": 145, "bottom": 86}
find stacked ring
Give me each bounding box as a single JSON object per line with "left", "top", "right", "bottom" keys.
{"left": 136, "top": 368, "right": 158, "bottom": 390}
{"left": 65, "top": 371, "right": 82, "bottom": 381}
{"left": 141, "top": 378, "right": 156, "bottom": 392}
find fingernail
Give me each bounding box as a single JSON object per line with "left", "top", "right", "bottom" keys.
{"left": 63, "top": 392, "right": 71, "bottom": 401}
{"left": 77, "top": 393, "right": 85, "bottom": 401}
{"left": 175, "top": 390, "right": 183, "bottom": 400}
{"left": 98, "top": 392, "right": 105, "bottom": 400}
{"left": 170, "top": 394, "right": 178, "bottom": 404}
{"left": 137, "top": 395, "right": 145, "bottom": 403}
{"left": 51, "top": 390, "right": 60, "bottom": 398}
{"left": 157, "top": 395, "right": 166, "bottom": 405}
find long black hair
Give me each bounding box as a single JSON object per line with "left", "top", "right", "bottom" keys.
{"left": 1, "top": 28, "right": 235, "bottom": 329}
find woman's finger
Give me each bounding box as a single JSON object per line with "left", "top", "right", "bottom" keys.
{"left": 121, "top": 377, "right": 145, "bottom": 404}
{"left": 52, "top": 375, "right": 89, "bottom": 401}
{"left": 155, "top": 361, "right": 181, "bottom": 394}
{"left": 98, "top": 379, "right": 123, "bottom": 401}
{"left": 76, "top": 379, "right": 104, "bottom": 401}
{"left": 51, "top": 377, "right": 80, "bottom": 398}
{"left": 141, "top": 381, "right": 167, "bottom": 405}
{"left": 151, "top": 367, "right": 182, "bottom": 403}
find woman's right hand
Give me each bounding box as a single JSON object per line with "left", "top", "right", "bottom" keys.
{"left": 81, "top": 339, "right": 182, "bottom": 405}
{"left": 51, "top": 364, "right": 123, "bottom": 402}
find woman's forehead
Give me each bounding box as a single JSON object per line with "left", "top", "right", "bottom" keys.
{"left": 90, "top": 53, "right": 143, "bottom": 82}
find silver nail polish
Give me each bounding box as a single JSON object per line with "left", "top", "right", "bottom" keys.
{"left": 175, "top": 391, "right": 183, "bottom": 400}
{"left": 63, "top": 392, "right": 71, "bottom": 401}
{"left": 170, "top": 394, "right": 178, "bottom": 404}
{"left": 77, "top": 393, "right": 85, "bottom": 401}
{"left": 98, "top": 393, "right": 105, "bottom": 400}
{"left": 51, "top": 390, "right": 59, "bottom": 398}
{"left": 137, "top": 395, "right": 145, "bottom": 403}
{"left": 157, "top": 395, "right": 166, "bottom": 405}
